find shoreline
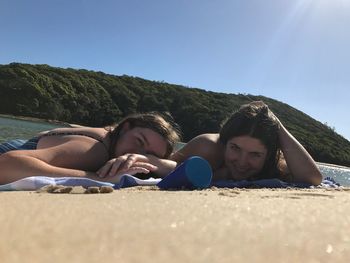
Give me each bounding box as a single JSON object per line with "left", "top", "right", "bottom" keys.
{"left": 317, "top": 162, "right": 350, "bottom": 170}
{"left": 0, "top": 113, "right": 73, "bottom": 127}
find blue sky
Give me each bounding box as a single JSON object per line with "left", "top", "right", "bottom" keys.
{"left": 1, "top": 0, "right": 350, "bottom": 140}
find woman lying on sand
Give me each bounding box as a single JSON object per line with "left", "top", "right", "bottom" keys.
{"left": 0, "top": 112, "right": 181, "bottom": 184}
{"left": 170, "top": 101, "right": 322, "bottom": 186}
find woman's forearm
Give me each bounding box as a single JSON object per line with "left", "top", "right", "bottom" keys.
{"left": 278, "top": 124, "right": 322, "bottom": 185}
{"left": 147, "top": 155, "right": 177, "bottom": 177}
{"left": 0, "top": 152, "right": 96, "bottom": 184}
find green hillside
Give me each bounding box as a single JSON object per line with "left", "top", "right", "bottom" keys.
{"left": 1, "top": 63, "right": 349, "bottom": 166}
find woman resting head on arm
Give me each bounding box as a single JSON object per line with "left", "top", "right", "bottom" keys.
{"left": 97, "top": 112, "right": 182, "bottom": 179}
{"left": 172, "top": 101, "right": 322, "bottom": 185}
{"left": 108, "top": 112, "right": 180, "bottom": 159}
{"left": 0, "top": 112, "right": 181, "bottom": 184}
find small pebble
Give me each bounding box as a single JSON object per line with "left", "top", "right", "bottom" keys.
{"left": 85, "top": 186, "right": 100, "bottom": 194}
{"left": 37, "top": 185, "right": 56, "bottom": 193}
{"left": 38, "top": 185, "right": 113, "bottom": 194}
{"left": 38, "top": 185, "right": 71, "bottom": 193}
{"left": 56, "top": 186, "right": 73, "bottom": 193}
{"left": 99, "top": 186, "right": 114, "bottom": 193}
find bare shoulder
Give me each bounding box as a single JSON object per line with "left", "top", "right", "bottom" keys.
{"left": 188, "top": 133, "right": 222, "bottom": 150}
{"left": 171, "top": 133, "right": 224, "bottom": 168}
{"left": 193, "top": 133, "right": 219, "bottom": 142}
{"left": 182, "top": 133, "right": 220, "bottom": 149}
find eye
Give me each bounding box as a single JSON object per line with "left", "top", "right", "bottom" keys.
{"left": 230, "top": 143, "right": 240, "bottom": 151}
{"left": 137, "top": 137, "right": 145, "bottom": 147}
{"left": 250, "top": 152, "right": 263, "bottom": 159}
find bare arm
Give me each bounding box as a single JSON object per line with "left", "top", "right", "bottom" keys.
{"left": 0, "top": 150, "right": 143, "bottom": 185}
{"left": 276, "top": 119, "right": 322, "bottom": 185}
{"left": 0, "top": 150, "right": 98, "bottom": 184}
{"left": 97, "top": 153, "right": 178, "bottom": 179}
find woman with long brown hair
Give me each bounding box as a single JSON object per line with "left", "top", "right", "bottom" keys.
{"left": 0, "top": 112, "right": 181, "bottom": 184}
{"left": 171, "top": 101, "right": 322, "bottom": 185}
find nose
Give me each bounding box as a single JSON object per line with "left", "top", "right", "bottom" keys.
{"left": 237, "top": 153, "right": 248, "bottom": 168}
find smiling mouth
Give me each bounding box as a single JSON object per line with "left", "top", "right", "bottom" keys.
{"left": 234, "top": 166, "right": 249, "bottom": 173}
{"left": 229, "top": 165, "right": 251, "bottom": 180}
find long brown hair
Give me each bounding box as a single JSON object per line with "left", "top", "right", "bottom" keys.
{"left": 109, "top": 112, "right": 181, "bottom": 158}
{"left": 219, "top": 101, "right": 281, "bottom": 179}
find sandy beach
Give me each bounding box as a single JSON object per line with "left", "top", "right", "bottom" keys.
{"left": 1, "top": 187, "right": 350, "bottom": 263}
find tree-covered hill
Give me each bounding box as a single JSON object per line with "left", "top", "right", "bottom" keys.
{"left": 0, "top": 62, "right": 349, "bottom": 166}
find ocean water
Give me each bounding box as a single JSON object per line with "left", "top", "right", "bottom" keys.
{"left": 0, "top": 116, "right": 65, "bottom": 143}
{"left": 318, "top": 163, "right": 350, "bottom": 187}
{"left": 1, "top": 116, "right": 350, "bottom": 186}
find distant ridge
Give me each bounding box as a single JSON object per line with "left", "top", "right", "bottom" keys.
{"left": 0, "top": 62, "right": 349, "bottom": 166}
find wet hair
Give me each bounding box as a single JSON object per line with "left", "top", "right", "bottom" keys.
{"left": 109, "top": 112, "right": 181, "bottom": 158}
{"left": 219, "top": 101, "right": 281, "bottom": 179}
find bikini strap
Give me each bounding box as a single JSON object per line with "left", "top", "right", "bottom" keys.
{"left": 40, "top": 132, "right": 109, "bottom": 152}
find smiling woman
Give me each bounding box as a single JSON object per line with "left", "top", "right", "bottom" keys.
{"left": 171, "top": 101, "right": 323, "bottom": 185}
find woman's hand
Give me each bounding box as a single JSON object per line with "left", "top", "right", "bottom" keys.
{"left": 266, "top": 107, "right": 282, "bottom": 129}
{"left": 96, "top": 153, "right": 157, "bottom": 178}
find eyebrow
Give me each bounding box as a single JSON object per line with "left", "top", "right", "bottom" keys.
{"left": 230, "top": 142, "right": 265, "bottom": 155}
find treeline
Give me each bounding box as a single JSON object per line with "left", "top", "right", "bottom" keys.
{"left": 0, "top": 63, "right": 349, "bottom": 166}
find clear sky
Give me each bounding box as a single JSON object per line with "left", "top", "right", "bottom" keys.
{"left": 1, "top": 0, "right": 349, "bottom": 140}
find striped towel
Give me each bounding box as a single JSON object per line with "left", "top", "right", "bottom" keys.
{"left": 0, "top": 175, "right": 161, "bottom": 191}
{"left": 0, "top": 176, "right": 340, "bottom": 191}
{"left": 0, "top": 138, "right": 39, "bottom": 154}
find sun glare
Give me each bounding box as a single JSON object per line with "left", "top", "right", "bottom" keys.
{"left": 312, "top": 0, "right": 350, "bottom": 8}
{"left": 248, "top": 0, "right": 349, "bottom": 89}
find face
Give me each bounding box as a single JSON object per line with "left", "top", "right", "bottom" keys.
{"left": 113, "top": 123, "right": 167, "bottom": 158}
{"left": 224, "top": 135, "right": 268, "bottom": 180}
